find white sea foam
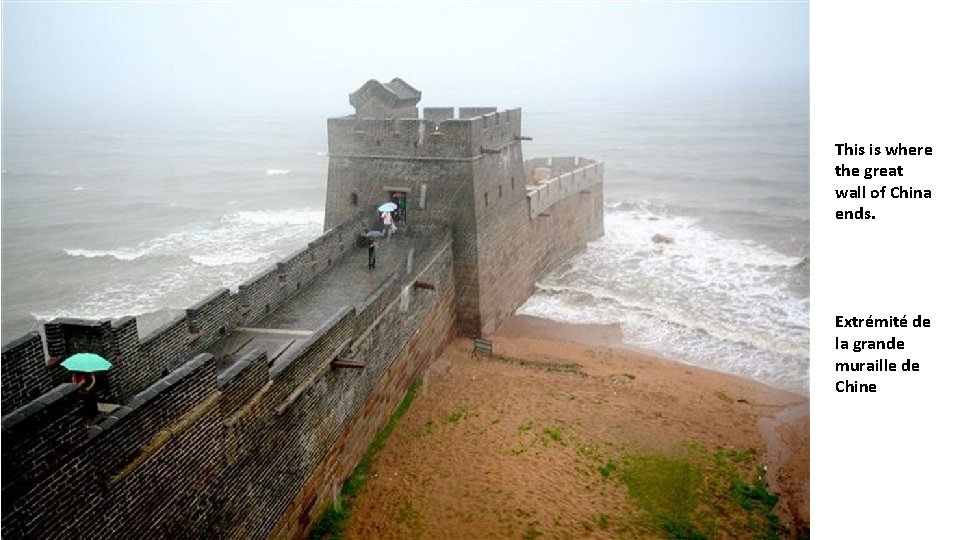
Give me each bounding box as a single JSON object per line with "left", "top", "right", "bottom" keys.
{"left": 266, "top": 169, "right": 291, "bottom": 176}
{"left": 519, "top": 199, "right": 810, "bottom": 394}
{"left": 53, "top": 207, "right": 325, "bottom": 324}
{"left": 73, "top": 186, "right": 86, "bottom": 191}
{"left": 64, "top": 248, "right": 149, "bottom": 261}
{"left": 223, "top": 209, "right": 323, "bottom": 226}
{"left": 189, "top": 251, "right": 270, "bottom": 267}
{"left": 32, "top": 268, "right": 196, "bottom": 324}
{"left": 65, "top": 209, "right": 323, "bottom": 265}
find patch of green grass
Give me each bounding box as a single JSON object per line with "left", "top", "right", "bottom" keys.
{"left": 311, "top": 380, "right": 421, "bottom": 539}
{"left": 730, "top": 472, "right": 781, "bottom": 539}
{"left": 618, "top": 453, "right": 702, "bottom": 538}
{"left": 444, "top": 406, "right": 469, "bottom": 424}
{"left": 595, "top": 513, "right": 611, "bottom": 531}
{"left": 543, "top": 426, "right": 564, "bottom": 443}
{"left": 598, "top": 460, "right": 618, "bottom": 478}
{"left": 518, "top": 419, "right": 534, "bottom": 433}
{"left": 610, "top": 445, "right": 785, "bottom": 539}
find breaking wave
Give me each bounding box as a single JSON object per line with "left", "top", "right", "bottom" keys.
{"left": 519, "top": 199, "right": 810, "bottom": 394}
{"left": 55, "top": 208, "right": 324, "bottom": 320}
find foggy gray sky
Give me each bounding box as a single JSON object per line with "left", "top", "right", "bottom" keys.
{"left": 2, "top": 2, "right": 808, "bottom": 121}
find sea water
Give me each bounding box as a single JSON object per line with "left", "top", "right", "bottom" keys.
{"left": 1, "top": 87, "right": 808, "bottom": 394}
{"left": 519, "top": 88, "right": 809, "bottom": 394}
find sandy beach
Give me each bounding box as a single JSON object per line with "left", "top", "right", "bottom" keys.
{"left": 338, "top": 315, "right": 809, "bottom": 538}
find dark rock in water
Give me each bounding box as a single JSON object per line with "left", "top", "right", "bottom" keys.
{"left": 651, "top": 233, "right": 674, "bottom": 244}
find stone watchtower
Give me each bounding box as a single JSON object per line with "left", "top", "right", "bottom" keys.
{"left": 324, "top": 78, "right": 604, "bottom": 337}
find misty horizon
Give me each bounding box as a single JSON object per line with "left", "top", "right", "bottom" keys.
{"left": 2, "top": 2, "right": 808, "bottom": 124}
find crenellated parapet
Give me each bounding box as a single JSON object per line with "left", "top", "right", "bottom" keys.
{"left": 0, "top": 210, "right": 375, "bottom": 417}
{"left": 327, "top": 107, "right": 521, "bottom": 161}
{"left": 1, "top": 219, "right": 457, "bottom": 538}
{"left": 1, "top": 332, "right": 53, "bottom": 411}
{"left": 525, "top": 156, "right": 605, "bottom": 219}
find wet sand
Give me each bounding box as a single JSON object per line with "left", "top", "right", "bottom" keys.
{"left": 343, "top": 315, "right": 809, "bottom": 538}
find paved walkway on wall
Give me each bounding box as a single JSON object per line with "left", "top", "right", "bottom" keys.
{"left": 206, "top": 232, "right": 422, "bottom": 372}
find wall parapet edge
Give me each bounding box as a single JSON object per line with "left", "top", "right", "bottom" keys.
{"left": 525, "top": 157, "right": 604, "bottom": 219}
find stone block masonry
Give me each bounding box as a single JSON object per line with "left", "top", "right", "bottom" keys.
{"left": 473, "top": 157, "right": 605, "bottom": 337}
{"left": 1, "top": 80, "right": 604, "bottom": 539}
{"left": 0, "top": 234, "right": 456, "bottom": 539}
{"left": 1, "top": 333, "right": 52, "bottom": 411}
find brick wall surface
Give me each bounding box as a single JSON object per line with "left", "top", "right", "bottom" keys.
{"left": 270, "top": 245, "right": 457, "bottom": 539}
{"left": 187, "top": 288, "right": 240, "bottom": 350}
{"left": 475, "top": 174, "right": 605, "bottom": 337}
{"left": 1, "top": 333, "right": 53, "bottom": 412}
{"left": 0, "top": 236, "right": 457, "bottom": 540}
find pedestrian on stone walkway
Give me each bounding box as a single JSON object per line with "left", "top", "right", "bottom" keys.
{"left": 368, "top": 236, "right": 377, "bottom": 268}
{"left": 381, "top": 210, "right": 394, "bottom": 240}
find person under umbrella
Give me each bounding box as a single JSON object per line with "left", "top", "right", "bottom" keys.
{"left": 71, "top": 372, "right": 97, "bottom": 394}
{"left": 381, "top": 210, "right": 394, "bottom": 240}
{"left": 363, "top": 229, "right": 383, "bottom": 268}
{"left": 61, "top": 352, "right": 113, "bottom": 420}
{"left": 61, "top": 352, "right": 112, "bottom": 395}
{"left": 378, "top": 202, "right": 398, "bottom": 240}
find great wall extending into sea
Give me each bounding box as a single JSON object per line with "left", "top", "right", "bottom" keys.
{"left": 1, "top": 79, "right": 604, "bottom": 539}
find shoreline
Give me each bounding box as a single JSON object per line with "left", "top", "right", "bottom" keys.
{"left": 343, "top": 314, "right": 810, "bottom": 537}
{"left": 502, "top": 314, "right": 809, "bottom": 398}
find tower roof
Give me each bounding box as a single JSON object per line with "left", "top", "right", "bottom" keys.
{"left": 349, "top": 78, "right": 422, "bottom": 110}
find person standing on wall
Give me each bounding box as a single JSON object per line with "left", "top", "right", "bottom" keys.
{"left": 391, "top": 194, "right": 403, "bottom": 225}
{"left": 368, "top": 236, "right": 377, "bottom": 268}
{"left": 382, "top": 210, "right": 394, "bottom": 240}
{"left": 398, "top": 195, "right": 407, "bottom": 224}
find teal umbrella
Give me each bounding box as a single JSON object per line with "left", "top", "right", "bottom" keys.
{"left": 61, "top": 352, "right": 113, "bottom": 373}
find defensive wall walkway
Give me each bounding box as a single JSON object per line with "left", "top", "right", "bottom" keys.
{"left": 208, "top": 229, "right": 428, "bottom": 374}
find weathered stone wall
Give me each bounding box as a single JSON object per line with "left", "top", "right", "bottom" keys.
{"left": 526, "top": 157, "right": 604, "bottom": 218}
{"left": 186, "top": 288, "right": 240, "bottom": 350}
{"left": 471, "top": 157, "right": 605, "bottom": 337}
{"left": 323, "top": 108, "right": 521, "bottom": 230}
{"left": 454, "top": 124, "right": 529, "bottom": 335}
{"left": 354, "top": 102, "right": 418, "bottom": 120}
{"left": 1, "top": 333, "right": 52, "bottom": 412}
{"left": 270, "top": 239, "right": 457, "bottom": 539}
{"left": 0, "top": 232, "right": 456, "bottom": 540}
{"left": 323, "top": 107, "right": 531, "bottom": 338}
